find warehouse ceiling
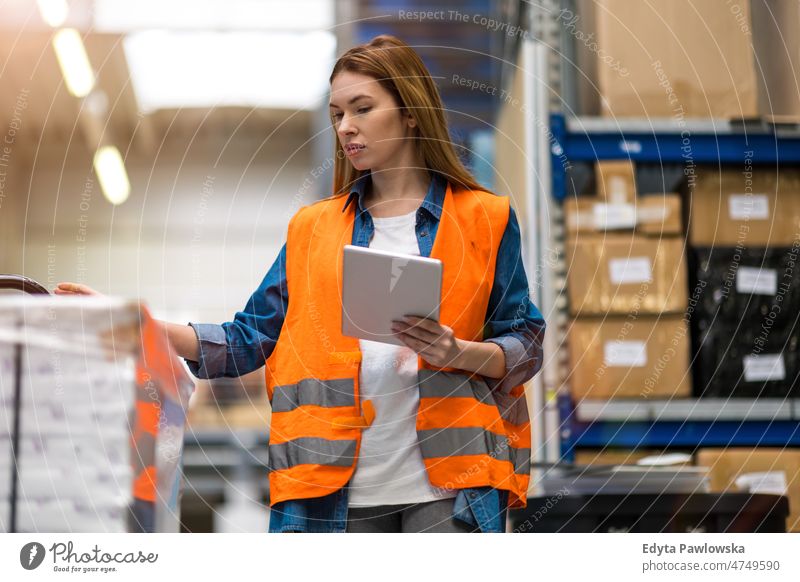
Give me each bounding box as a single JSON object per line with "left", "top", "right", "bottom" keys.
{"left": 0, "top": 0, "right": 518, "bottom": 153}
{"left": 0, "top": 0, "right": 334, "bottom": 151}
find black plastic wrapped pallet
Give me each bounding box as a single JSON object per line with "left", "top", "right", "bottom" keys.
{"left": 694, "top": 332, "right": 800, "bottom": 397}
{"left": 688, "top": 247, "right": 800, "bottom": 398}
{"left": 509, "top": 493, "right": 789, "bottom": 533}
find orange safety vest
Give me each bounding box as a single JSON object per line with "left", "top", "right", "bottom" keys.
{"left": 264, "top": 181, "right": 531, "bottom": 509}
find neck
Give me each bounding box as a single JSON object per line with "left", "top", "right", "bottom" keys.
{"left": 369, "top": 168, "right": 430, "bottom": 203}
{"left": 368, "top": 144, "right": 430, "bottom": 204}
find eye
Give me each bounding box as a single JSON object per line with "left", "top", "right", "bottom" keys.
{"left": 356, "top": 107, "right": 371, "bottom": 115}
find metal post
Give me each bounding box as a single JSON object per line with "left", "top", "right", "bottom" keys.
{"left": 521, "top": 37, "right": 545, "bottom": 468}
{"left": 9, "top": 328, "right": 22, "bottom": 533}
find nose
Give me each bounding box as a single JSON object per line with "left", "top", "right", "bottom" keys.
{"left": 336, "top": 113, "right": 356, "bottom": 138}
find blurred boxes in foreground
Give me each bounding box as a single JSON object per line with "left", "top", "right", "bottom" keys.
{"left": 0, "top": 296, "right": 193, "bottom": 533}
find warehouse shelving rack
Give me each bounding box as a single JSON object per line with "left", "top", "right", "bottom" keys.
{"left": 551, "top": 115, "right": 800, "bottom": 459}
{"left": 532, "top": 30, "right": 800, "bottom": 460}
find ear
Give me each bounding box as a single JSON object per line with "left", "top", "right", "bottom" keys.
{"left": 402, "top": 108, "right": 417, "bottom": 129}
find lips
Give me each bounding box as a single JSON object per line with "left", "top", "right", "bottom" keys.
{"left": 344, "top": 143, "right": 365, "bottom": 156}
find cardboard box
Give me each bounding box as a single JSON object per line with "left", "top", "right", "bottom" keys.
{"left": 688, "top": 167, "right": 800, "bottom": 246}
{"left": 566, "top": 234, "right": 688, "bottom": 315}
{"left": 638, "top": 195, "right": 683, "bottom": 235}
{"left": 568, "top": 314, "right": 692, "bottom": 399}
{"left": 574, "top": 0, "right": 759, "bottom": 118}
{"left": 751, "top": 0, "right": 800, "bottom": 122}
{"left": 574, "top": 449, "right": 663, "bottom": 466}
{"left": 696, "top": 448, "right": 800, "bottom": 533}
{"left": 565, "top": 194, "right": 682, "bottom": 235}
{"left": 596, "top": 161, "right": 636, "bottom": 204}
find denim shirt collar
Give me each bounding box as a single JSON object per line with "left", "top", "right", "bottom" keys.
{"left": 341, "top": 170, "right": 446, "bottom": 221}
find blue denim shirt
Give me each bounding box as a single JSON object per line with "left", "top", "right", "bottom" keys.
{"left": 185, "top": 171, "right": 546, "bottom": 532}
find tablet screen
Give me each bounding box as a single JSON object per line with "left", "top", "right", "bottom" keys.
{"left": 341, "top": 245, "right": 442, "bottom": 346}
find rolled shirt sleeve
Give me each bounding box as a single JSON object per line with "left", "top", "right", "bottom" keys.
{"left": 185, "top": 322, "right": 228, "bottom": 379}
{"left": 184, "top": 243, "right": 289, "bottom": 379}
{"left": 483, "top": 205, "right": 546, "bottom": 394}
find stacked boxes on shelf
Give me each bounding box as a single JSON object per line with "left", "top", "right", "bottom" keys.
{"left": 0, "top": 298, "right": 193, "bottom": 533}
{"left": 566, "top": 160, "right": 691, "bottom": 400}
{"left": 688, "top": 167, "right": 800, "bottom": 398}
{"left": 575, "top": 0, "right": 800, "bottom": 120}
{"left": 696, "top": 448, "right": 800, "bottom": 533}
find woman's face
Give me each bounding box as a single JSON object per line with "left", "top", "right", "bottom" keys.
{"left": 329, "top": 71, "right": 418, "bottom": 172}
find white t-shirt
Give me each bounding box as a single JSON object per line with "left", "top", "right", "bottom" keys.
{"left": 347, "top": 208, "right": 457, "bottom": 507}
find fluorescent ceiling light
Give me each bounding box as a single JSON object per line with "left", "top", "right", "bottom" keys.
{"left": 52, "top": 29, "right": 95, "bottom": 98}
{"left": 123, "top": 30, "right": 336, "bottom": 112}
{"left": 94, "top": 146, "right": 131, "bottom": 205}
{"left": 93, "top": 0, "right": 334, "bottom": 31}
{"left": 36, "top": 0, "right": 69, "bottom": 27}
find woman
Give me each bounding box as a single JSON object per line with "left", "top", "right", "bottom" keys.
{"left": 57, "top": 35, "right": 546, "bottom": 533}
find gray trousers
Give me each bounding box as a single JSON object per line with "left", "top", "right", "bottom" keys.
{"left": 345, "top": 497, "right": 479, "bottom": 533}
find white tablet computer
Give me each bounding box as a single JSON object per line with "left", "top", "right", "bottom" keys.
{"left": 342, "top": 244, "right": 442, "bottom": 346}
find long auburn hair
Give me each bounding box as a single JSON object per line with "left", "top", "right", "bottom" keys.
{"left": 328, "top": 35, "right": 489, "bottom": 197}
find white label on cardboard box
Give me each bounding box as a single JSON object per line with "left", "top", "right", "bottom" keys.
{"left": 636, "top": 205, "right": 669, "bottom": 225}
{"left": 736, "top": 267, "right": 778, "bottom": 295}
{"left": 735, "top": 471, "right": 788, "bottom": 496}
{"left": 608, "top": 176, "right": 630, "bottom": 204}
{"left": 743, "top": 353, "right": 785, "bottom": 382}
{"left": 609, "top": 257, "right": 653, "bottom": 284}
{"left": 603, "top": 340, "right": 647, "bottom": 367}
{"left": 592, "top": 203, "right": 637, "bottom": 230}
{"left": 728, "top": 194, "right": 769, "bottom": 220}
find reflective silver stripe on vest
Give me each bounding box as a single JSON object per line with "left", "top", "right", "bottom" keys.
{"left": 268, "top": 437, "right": 356, "bottom": 471}
{"left": 271, "top": 378, "right": 355, "bottom": 413}
{"left": 493, "top": 390, "right": 530, "bottom": 427}
{"left": 512, "top": 446, "right": 532, "bottom": 475}
{"left": 417, "top": 427, "right": 531, "bottom": 475}
{"left": 417, "top": 369, "right": 494, "bottom": 404}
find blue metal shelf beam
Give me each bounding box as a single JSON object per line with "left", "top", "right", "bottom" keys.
{"left": 558, "top": 396, "right": 800, "bottom": 461}
{"left": 550, "top": 113, "right": 800, "bottom": 201}
{"left": 566, "top": 420, "right": 800, "bottom": 451}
